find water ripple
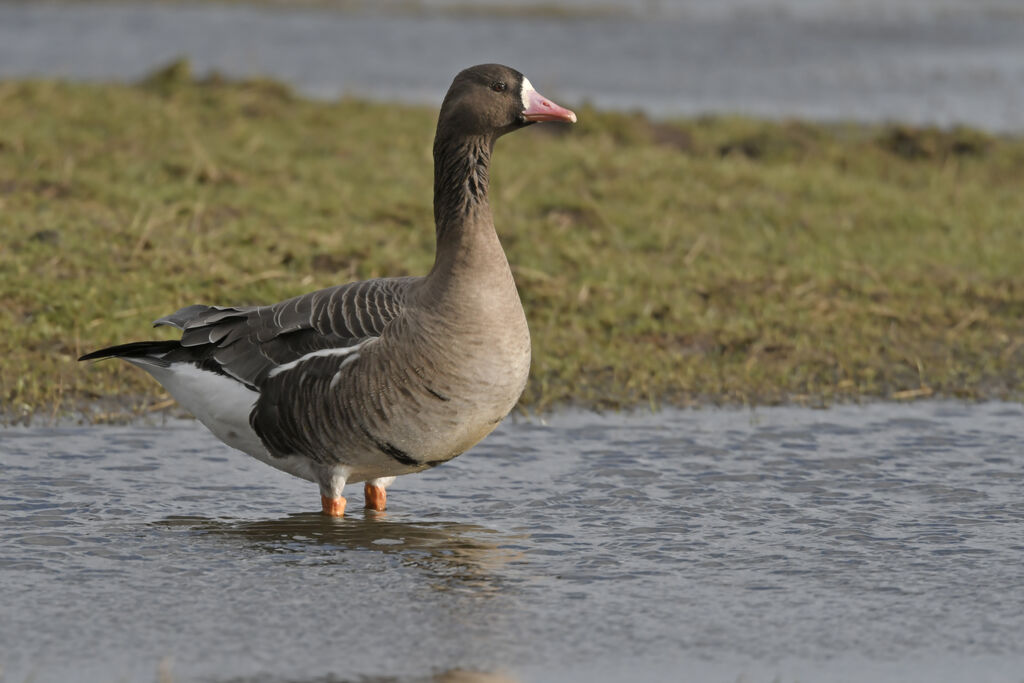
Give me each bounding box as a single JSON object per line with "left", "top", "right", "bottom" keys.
{"left": 1, "top": 402, "right": 1023, "bottom": 681}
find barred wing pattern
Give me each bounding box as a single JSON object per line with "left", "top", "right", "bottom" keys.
{"left": 153, "top": 276, "right": 418, "bottom": 391}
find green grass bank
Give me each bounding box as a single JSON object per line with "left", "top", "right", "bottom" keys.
{"left": 2, "top": 63, "right": 1023, "bottom": 423}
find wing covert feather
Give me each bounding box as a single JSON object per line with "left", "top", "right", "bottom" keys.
{"left": 154, "top": 277, "right": 417, "bottom": 388}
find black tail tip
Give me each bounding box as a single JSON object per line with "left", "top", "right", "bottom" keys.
{"left": 78, "top": 340, "right": 179, "bottom": 363}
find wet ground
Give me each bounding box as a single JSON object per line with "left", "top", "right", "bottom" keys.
{"left": 2, "top": 401, "right": 1024, "bottom": 682}
{"left": 1, "top": 0, "right": 1023, "bottom": 131}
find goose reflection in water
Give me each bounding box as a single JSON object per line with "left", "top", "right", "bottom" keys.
{"left": 156, "top": 513, "right": 525, "bottom": 588}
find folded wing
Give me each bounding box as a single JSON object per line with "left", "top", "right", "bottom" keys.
{"left": 153, "top": 276, "right": 417, "bottom": 390}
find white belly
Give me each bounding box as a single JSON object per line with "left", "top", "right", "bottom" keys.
{"left": 133, "top": 361, "right": 317, "bottom": 483}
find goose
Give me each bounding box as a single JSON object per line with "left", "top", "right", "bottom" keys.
{"left": 79, "top": 64, "right": 577, "bottom": 516}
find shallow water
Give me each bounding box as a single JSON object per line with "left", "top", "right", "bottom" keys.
{"left": 1, "top": 1, "right": 1023, "bottom": 131}
{"left": 2, "top": 401, "right": 1024, "bottom": 681}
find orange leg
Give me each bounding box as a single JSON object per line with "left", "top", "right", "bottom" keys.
{"left": 364, "top": 483, "right": 387, "bottom": 511}
{"left": 321, "top": 494, "right": 347, "bottom": 517}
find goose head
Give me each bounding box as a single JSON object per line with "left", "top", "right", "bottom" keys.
{"left": 437, "top": 63, "right": 577, "bottom": 140}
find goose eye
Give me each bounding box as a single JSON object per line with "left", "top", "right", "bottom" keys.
{"left": 491, "top": 81, "right": 507, "bottom": 93}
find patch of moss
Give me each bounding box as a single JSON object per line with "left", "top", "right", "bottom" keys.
{"left": 1, "top": 69, "right": 1023, "bottom": 423}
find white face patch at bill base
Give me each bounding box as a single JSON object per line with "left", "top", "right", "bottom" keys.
{"left": 520, "top": 76, "right": 536, "bottom": 112}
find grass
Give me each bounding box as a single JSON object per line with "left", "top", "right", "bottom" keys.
{"left": 2, "top": 61, "right": 1023, "bottom": 423}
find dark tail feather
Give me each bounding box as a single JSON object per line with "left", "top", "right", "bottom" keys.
{"left": 78, "top": 340, "right": 180, "bottom": 364}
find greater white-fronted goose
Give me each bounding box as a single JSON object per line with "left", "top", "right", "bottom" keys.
{"left": 80, "top": 64, "right": 577, "bottom": 516}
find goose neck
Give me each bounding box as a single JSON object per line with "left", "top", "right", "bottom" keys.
{"left": 432, "top": 132, "right": 494, "bottom": 245}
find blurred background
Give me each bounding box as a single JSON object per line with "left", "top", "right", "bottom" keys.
{"left": 2, "top": 0, "right": 1023, "bottom": 132}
